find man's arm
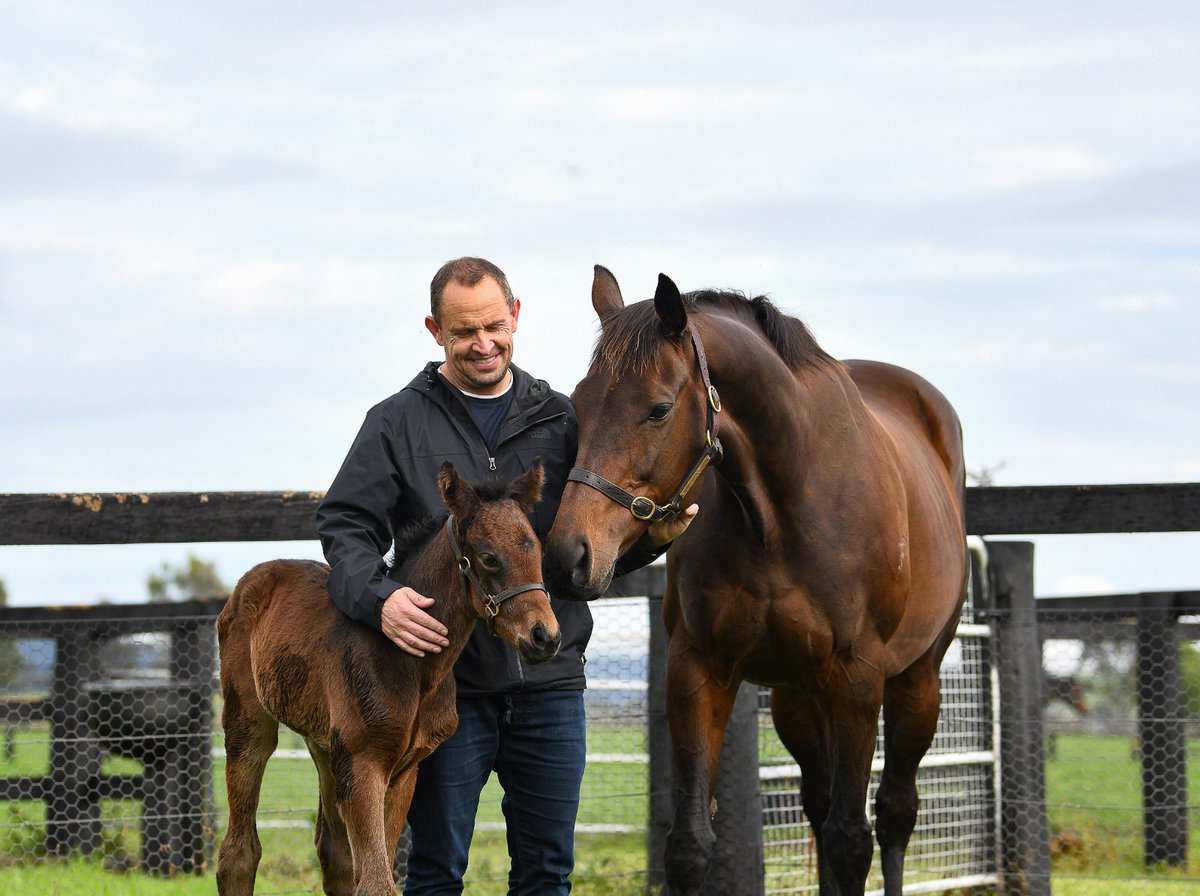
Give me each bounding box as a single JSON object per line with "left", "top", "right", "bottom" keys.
{"left": 316, "top": 406, "right": 448, "bottom": 655}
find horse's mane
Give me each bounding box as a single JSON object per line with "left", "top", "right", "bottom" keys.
{"left": 592, "top": 289, "right": 836, "bottom": 374}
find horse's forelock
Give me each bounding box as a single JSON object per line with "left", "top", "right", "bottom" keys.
{"left": 590, "top": 299, "right": 673, "bottom": 376}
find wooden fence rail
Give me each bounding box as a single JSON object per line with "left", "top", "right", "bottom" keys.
{"left": 2, "top": 482, "right": 1198, "bottom": 545}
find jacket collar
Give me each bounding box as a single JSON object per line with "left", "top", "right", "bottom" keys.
{"left": 406, "top": 361, "right": 556, "bottom": 419}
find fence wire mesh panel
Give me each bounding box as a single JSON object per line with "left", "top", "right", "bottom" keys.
{"left": 758, "top": 595, "right": 998, "bottom": 895}
{"left": 1, "top": 582, "right": 999, "bottom": 894}
{"left": 1038, "top": 597, "right": 1200, "bottom": 895}
{"left": 0, "top": 607, "right": 217, "bottom": 877}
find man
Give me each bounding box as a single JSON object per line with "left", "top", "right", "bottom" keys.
{"left": 316, "top": 257, "right": 696, "bottom": 895}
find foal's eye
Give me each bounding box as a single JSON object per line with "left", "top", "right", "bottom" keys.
{"left": 478, "top": 552, "right": 501, "bottom": 571}
{"left": 647, "top": 402, "right": 673, "bottom": 422}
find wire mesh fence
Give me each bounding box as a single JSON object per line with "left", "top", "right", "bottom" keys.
{"left": 0, "top": 578, "right": 1001, "bottom": 895}
{"left": 1036, "top": 597, "right": 1200, "bottom": 895}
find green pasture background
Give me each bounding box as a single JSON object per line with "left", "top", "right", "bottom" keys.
{"left": 5, "top": 725, "right": 1200, "bottom": 894}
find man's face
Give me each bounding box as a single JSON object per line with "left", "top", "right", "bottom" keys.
{"left": 425, "top": 275, "right": 520, "bottom": 395}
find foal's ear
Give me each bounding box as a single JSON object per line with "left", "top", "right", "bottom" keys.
{"left": 438, "top": 462, "right": 480, "bottom": 518}
{"left": 654, "top": 273, "right": 687, "bottom": 336}
{"left": 592, "top": 265, "right": 625, "bottom": 325}
{"left": 510, "top": 459, "right": 545, "bottom": 514}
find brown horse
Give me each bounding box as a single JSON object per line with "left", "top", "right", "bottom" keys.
{"left": 544, "top": 268, "right": 968, "bottom": 896}
{"left": 216, "top": 462, "right": 561, "bottom": 896}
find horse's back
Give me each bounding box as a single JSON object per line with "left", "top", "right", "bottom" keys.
{"left": 843, "top": 359, "right": 964, "bottom": 496}
{"left": 221, "top": 557, "right": 329, "bottom": 619}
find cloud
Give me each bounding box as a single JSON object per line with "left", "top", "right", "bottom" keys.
{"left": 973, "top": 144, "right": 1114, "bottom": 191}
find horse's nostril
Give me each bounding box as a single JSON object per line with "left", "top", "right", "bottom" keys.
{"left": 569, "top": 538, "right": 592, "bottom": 589}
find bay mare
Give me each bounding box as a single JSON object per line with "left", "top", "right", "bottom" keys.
{"left": 544, "top": 268, "right": 968, "bottom": 896}
{"left": 216, "top": 462, "right": 560, "bottom": 896}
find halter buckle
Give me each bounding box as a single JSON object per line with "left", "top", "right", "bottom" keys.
{"left": 630, "top": 496, "right": 658, "bottom": 521}
{"left": 708, "top": 385, "right": 722, "bottom": 413}
{"left": 484, "top": 594, "right": 500, "bottom": 619}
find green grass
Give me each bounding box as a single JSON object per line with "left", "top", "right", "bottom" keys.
{"left": 0, "top": 719, "right": 650, "bottom": 894}
{"left": 10, "top": 723, "right": 1200, "bottom": 893}
{"left": 1045, "top": 733, "right": 1200, "bottom": 881}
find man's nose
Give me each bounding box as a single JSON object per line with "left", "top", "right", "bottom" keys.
{"left": 473, "top": 330, "right": 496, "bottom": 354}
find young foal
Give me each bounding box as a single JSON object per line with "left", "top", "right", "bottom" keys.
{"left": 216, "top": 462, "right": 560, "bottom": 896}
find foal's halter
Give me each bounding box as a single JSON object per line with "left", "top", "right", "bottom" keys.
{"left": 445, "top": 515, "right": 546, "bottom": 636}
{"left": 568, "top": 327, "right": 723, "bottom": 524}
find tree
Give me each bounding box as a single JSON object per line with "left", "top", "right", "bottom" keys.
{"left": 146, "top": 554, "right": 229, "bottom": 602}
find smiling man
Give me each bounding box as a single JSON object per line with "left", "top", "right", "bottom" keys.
{"left": 316, "top": 257, "right": 695, "bottom": 894}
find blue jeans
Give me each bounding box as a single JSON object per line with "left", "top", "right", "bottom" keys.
{"left": 403, "top": 690, "right": 586, "bottom": 895}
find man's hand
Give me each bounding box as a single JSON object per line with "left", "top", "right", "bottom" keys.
{"left": 646, "top": 503, "right": 699, "bottom": 548}
{"left": 381, "top": 587, "right": 450, "bottom": 657}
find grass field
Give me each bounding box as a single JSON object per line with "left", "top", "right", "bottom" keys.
{"left": 5, "top": 724, "right": 1200, "bottom": 893}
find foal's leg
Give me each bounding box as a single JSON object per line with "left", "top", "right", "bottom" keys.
{"left": 215, "top": 650, "right": 279, "bottom": 896}
{"left": 771, "top": 687, "right": 837, "bottom": 896}
{"left": 382, "top": 766, "right": 419, "bottom": 884}
{"left": 310, "top": 742, "right": 354, "bottom": 896}
{"left": 663, "top": 627, "right": 740, "bottom": 895}
{"left": 331, "top": 736, "right": 395, "bottom": 896}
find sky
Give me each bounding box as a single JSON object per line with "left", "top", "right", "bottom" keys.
{"left": 1, "top": 1, "right": 1198, "bottom": 607}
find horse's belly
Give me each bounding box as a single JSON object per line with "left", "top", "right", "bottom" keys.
{"left": 675, "top": 586, "right": 836, "bottom": 690}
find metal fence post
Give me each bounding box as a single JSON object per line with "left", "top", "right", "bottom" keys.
{"left": 988, "top": 540, "right": 1050, "bottom": 896}
{"left": 1136, "top": 596, "right": 1188, "bottom": 866}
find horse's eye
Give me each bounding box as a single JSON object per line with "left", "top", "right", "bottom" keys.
{"left": 647, "top": 402, "right": 673, "bottom": 422}
{"left": 478, "top": 552, "right": 501, "bottom": 571}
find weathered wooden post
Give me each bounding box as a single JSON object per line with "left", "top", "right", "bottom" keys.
{"left": 989, "top": 540, "right": 1051, "bottom": 896}
{"left": 1135, "top": 594, "right": 1187, "bottom": 867}
{"left": 47, "top": 626, "right": 102, "bottom": 855}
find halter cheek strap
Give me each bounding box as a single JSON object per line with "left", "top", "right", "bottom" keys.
{"left": 445, "top": 515, "right": 546, "bottom": 636}
{"left": 567, "top": 327, "right": 723, "bottom": 523}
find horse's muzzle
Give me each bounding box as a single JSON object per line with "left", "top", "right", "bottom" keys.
{"left": 543, "top": 535, "right": 607, "bottom": 602}
{"left": 519, "top": 622, "right": 562, "bottom": 664}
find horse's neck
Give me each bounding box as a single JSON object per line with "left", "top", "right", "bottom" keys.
{"left": 703, "top": 317, "right": 878, "bottom": 546}
{"left": 399, "top": 534, "right": 482, "bottom": 686}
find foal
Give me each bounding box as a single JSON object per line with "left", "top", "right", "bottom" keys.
{"left": 216, "top": 462, "right": 560, "bottom": 896}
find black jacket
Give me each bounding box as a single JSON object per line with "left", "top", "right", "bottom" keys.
{"left": 317, "top": 361, "right": 594, "bottom": 695}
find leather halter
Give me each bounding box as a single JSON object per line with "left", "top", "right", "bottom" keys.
{"left": 568, "top": 327, "right": 723, "bottom": 524}
{"left": 445, "top": 515, "right": 546, "bottom": 636}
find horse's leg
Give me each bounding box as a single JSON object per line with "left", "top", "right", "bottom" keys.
{"left": 331, "top": 739, "right": 394, "bottom": 896}
{"left": 309, "top": 741, "right": 354, "bottom": 896}
{"left": 771, "top": 687, "right": 838, "bottom": 896}
{"left": 820, "top": 650, "right": 886, "bottom": 896}
{"left": 382, "top": 766, "right": 418, "bottom": 886}
{"left": 215, "top": 642, "right": 279, "bottom": 896}
{"left": 663, "top": 627, "right": 740, "bottom": 895}
{"left": 875, "top": 648, "right": 946, "bottom": 896}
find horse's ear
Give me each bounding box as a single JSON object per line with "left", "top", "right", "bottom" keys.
{"left": 654, "top": 273, "right": 687, "bottom": 336}
{"left": 592, "top": 265, "right": 625, "bottom": 326}
{"left": 510, "top": 460, "right": 545, "bottom": 514}
{"left": 438, "top": 462, "right": 480, "bottom": 518}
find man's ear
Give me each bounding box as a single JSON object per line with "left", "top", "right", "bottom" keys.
{"left": 510, "top": 297, "right": 521, "bottom": 333}
{"left": 425, "top": 315, "right": 444, "bottom": 346}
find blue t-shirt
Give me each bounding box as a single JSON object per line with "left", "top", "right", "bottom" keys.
{"left": 461, "top": 387, "right": 515, "bottom": 455}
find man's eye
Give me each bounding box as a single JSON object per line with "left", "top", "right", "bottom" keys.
{"left": 647, "top": 403, "right": 673, "bottom": 422}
